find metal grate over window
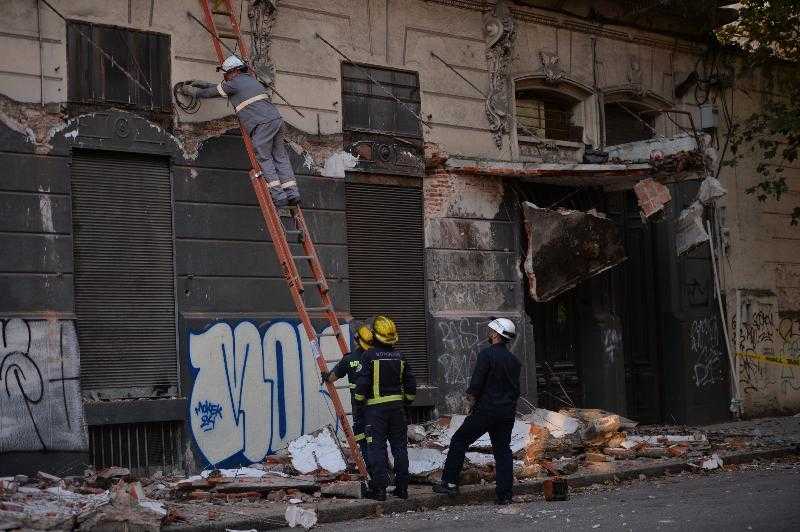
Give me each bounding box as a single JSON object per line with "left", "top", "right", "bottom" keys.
{"left": 341, "top": 64, "right": 422, "bottom": 138}
{"left": 345, "top": 182, "right": 429, "bottom": 382}
{"left": 67, "top": 21, "right": 171, "bottom": 113}
{"left": 89, "top": 421, "right": 183, "bottom": 475}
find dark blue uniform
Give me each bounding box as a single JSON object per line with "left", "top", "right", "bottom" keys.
{"left": 441, "top": 343, "right": 521, "bottom": 501}
{"left": 330, "top": 350, "right": 367, "bottom": 458}
{"left": 355, "top": 346, "right": 416, "bottom": 495}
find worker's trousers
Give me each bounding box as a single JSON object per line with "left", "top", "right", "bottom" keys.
{"left": 364, "top": 404, "right": 409, "bottom": 491}
{"left": 251, "top": 118, "right": 299, "bottom": 207}
{"left": 442, "top": 409, "right": 515, "bottom": 501}
{"left": 352, "top": 406, "right": 369, "bottom": 464}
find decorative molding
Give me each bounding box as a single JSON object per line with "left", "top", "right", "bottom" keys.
{"left": 626, "top": 55, "right": 646, "bottom": 97}
{"left": 483, "top": 0, "right": 515, "bottom": 149}
{"left": 538, "top": 51, "right": 564, "bottom": 84}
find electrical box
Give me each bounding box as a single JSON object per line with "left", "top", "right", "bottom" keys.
{"left": 699, "top": 104, "right": 719, "bottom": 130}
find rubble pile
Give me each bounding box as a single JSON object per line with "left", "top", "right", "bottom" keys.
{"left": 401, "top": 407, "right": 728, "bottom": 485}
{"left": 0, "top": 468, "right": 167, "bottom": 531}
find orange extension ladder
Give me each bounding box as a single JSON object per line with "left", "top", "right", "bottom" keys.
{"left": 194, "top": 0, "right": 368, "bottom": 478}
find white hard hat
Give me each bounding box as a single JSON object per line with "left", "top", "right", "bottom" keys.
{"left": 220, "top": 55, "right": 245, "bottom": 72}
{"left": 488, "top": 317, "right": 516, "bottom": 340}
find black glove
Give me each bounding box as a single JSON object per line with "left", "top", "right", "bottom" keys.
{"left": 321, "top": 370, "right": 331, "bottom": 384}
{"left": 178, "top": 84, "right": 199, "bottom": 97}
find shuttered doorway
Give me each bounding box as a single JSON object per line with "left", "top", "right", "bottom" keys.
{"left": 71, "top": 150, "right": 177, "bottom": 398}
{"left": 345, "top": 182, "right": 429, "bottom": 382}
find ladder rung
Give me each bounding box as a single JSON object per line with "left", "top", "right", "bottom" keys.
{"left": 305, "top": 306, "right": 332, "bottom": 312}
{"left": 212, "top": 10, "right": 232, "bottom": 16}
{"left": 284, "top": 230, "right": 302, "bottom": 235}
{"left": 218, "top": 32, "right": 239, "bottom": 40}
{"left": 319, "top": 331, "right": 343, "bottom": 337}
{"left": 292, "top": 255, "right": 313, "bottom": 260}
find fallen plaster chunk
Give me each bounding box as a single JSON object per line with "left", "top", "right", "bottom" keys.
{"left": 620, "top": 434, "right": 707, "bottom": 449}
{"left": 444, "top": 416, "right": 531, "bottom": 453}
{"left": 633, "top": 178, "right": 671, "bottom": 219}
{"left": 407, "top": 424, "right": 427, "bottom": 442}
{"left": 288, "top": 426, "right": 347, "bottom": 474}
{"left": 285, "top": 505, "right": 318, "bottom": 529}
{"left": 321, "top": 151, "right": 358, "bottom": 178}
{"left": 522, "top": 202, "right": 625, "bottom": 302}
{"left": 525, "top": 408, "right": 580, "bottom": 439}
{"left": 137, "top": 499, "right": 167, "bottom": 517}
{"left": 408, "top": 448, "right": 446, "bottom": 475}
{"left": 466, "top": 452, "right": 495, "bottom": 467}
{"left": 676, "top": 201, "right": 709, "bottom": 256}
{"left": 698, "top": 175, "right": 726, "bottom": 205}
{"left": 701, "top": 453, "right": 723, "bottom": 470}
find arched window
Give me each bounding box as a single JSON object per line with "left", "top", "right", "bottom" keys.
{"left": 516, "top": 89, "right": 581, "bottom": 142}
{"left": 604, "top": 101, "right": 656, "bottom": 146}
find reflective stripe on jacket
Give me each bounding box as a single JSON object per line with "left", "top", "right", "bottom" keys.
{"left": 354, "top": 346, "right": 417, "bottom": 406}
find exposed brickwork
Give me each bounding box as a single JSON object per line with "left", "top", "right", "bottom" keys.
{"left": 424, "top": 171, "right": 505, "bottom": 219}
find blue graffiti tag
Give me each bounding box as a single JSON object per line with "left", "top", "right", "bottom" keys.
{"left": 194, "top": 400, "right": 223, "bottom": 432}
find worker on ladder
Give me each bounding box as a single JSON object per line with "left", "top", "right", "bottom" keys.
{"left": 179, "top": 55, "right": 300, "bottom": 208}
{"left": 321, "top": 324, "right": 374, "bottom": 467}
{"left": 355, "top": 315, "right": 416, "bottom": 501}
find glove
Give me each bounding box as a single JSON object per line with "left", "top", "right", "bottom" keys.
{"left": 190, "top": 80, "right": 214, "bottom": 88}
{"left": 178, "top": 84, "right": 199, "bottom": 97}
{"left": 320, "top": 370, "right": 332, "bottom": 384}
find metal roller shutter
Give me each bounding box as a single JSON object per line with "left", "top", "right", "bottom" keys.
{"left": 345, "top": 182, "right": 429, "bottom": 382}
{"left": 71, "top": 150, "right": 177, "bottom": 396}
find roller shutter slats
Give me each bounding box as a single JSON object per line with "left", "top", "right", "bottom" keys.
{"left": 71, "top": 151, "right": 177, "bottom": 393}
{"left": 346, "top": 182, "right": 429, "bottom": 382}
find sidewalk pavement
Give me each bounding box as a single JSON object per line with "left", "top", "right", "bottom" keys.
{"left": 164, "top": 415, "right": 800, "bottom": 531}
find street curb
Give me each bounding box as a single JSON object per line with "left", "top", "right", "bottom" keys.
{"left": 165, "top": 445, "right": 800, "bottom": 531}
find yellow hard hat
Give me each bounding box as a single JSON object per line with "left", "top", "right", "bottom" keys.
{"left": 355, "top": 325, "right": 374, "bottom": 351}
{"left": 372, "top": 315, "right": 398, "bottom": 346}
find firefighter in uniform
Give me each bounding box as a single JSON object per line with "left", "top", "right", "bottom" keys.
{"left": 321, "top": 325, "right": 374, "bottom": 462}
{"left": 354, "top": 315, "right": 416, "bottom": 501}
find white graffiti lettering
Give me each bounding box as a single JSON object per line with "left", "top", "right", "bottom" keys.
{"left": 188, "top": 321, "right": 350, "bottom": 466}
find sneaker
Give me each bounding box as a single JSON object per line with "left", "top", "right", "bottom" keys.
{"left": 432, "top": 483, "right": 458, "bottom": 497}
{"left": 392, "top": 487, "right": 408, "bottom": 500}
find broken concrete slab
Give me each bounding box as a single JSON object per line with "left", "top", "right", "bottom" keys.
{"left": 408, "top": 448, "right": 446, "bottom": 476}
{"left": 525, "top": 408, "right": 581, "bottom": 438}
{"left": 605, "top": 133, "right": 698, "bottom": 163}
{"left": 288, "top": 426, "right": 347, "bottom": 475}
{"left": 212, "top": 476, "right": 319, "bottom": 495}
{"left": 522, "top": 202, "right": 626, "bottom": 301}
{"left": 320, "top": 480, "right": 363, "bottom": 499}
{"left": 633, "top": 178, "right": 671, "bottom": 218}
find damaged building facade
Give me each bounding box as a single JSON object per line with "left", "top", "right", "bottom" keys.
{"left": 1, "top": 0, "right": 798, "bottom": 475}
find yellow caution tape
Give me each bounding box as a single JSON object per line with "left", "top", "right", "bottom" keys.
{"left": 736, "top": 351, "right": 800, "bottom": 367}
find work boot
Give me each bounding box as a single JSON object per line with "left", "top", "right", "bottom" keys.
{"left": 433, "top": 482, "right": 458, "bottom": 497}
{"left": 367, "top": 488, "right": 386, "bottom": 501}
{"left": 392, "top": 486, "right": 408, "bottom": 500}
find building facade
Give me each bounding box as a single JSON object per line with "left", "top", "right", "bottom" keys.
{"left": 0, "top": 0, "right": 797, "bottom": 474}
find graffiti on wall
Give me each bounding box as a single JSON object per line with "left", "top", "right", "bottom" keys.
{"left": 688, "top": 316, "right": 724, "bottom": 388}
{"left": 733, "top": 298, "right": 800, "bottom": 413}
{"left": 434, "top": 317, "right": 519, "bottom": 414}
{"left": 0, "top": 318, "right": 87, "bottom": 452}
{"left": 188, "top": 320, "right": 350, "bottom": 467}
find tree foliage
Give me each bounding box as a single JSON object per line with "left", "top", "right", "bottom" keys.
{"left": 716, "top": 0, "right": 800, "bottom": 225}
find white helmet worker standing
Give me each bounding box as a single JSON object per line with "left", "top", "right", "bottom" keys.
{"left": 487, "top": 317, "right": 516, "bottom": 341}
{"left": 434, "top": 316, "right": 522, "bottom": 504}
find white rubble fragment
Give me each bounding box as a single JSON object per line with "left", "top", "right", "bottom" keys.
{"left": 408, "top": 448, "right": 446, "bottom": 475}
{"left": 285, "top": 505, "right": 318, "bottom": 529}
{"left": 321, "top": 151, "right": 358, "bottom": 178}
{"left": 701, "top": 453, "right": 723, "bottom": 470}
{"left": 45, "top": 487, "right": 83, "bottom": 499}
{"left": 226, "top": 529, "right": 257, "bottom": 532}
{"left": 444, "top": 416, "right": 531, "bottom": 453}
{"left": 288, "top": 427, "right": 347, "bottom": 474}
{"left": 407, "top": 424, "right": 427, "bottom": 442}
{"left": 466, "top": 452, "right": 495, "bottom": 467}
{"left": 526, "top": 408, "right": 580, "bottom": 438}
{"left": 200, "top": 467, "right": 270, "bottom": 479}
{"left": 138, "top": 499, "right": 167, "bottom": 517}
{"left": 289, "top": 498, "right": 303, "bottom": 504}
{"left": 621, "top": 434, "right": 707, "bottom": 449}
